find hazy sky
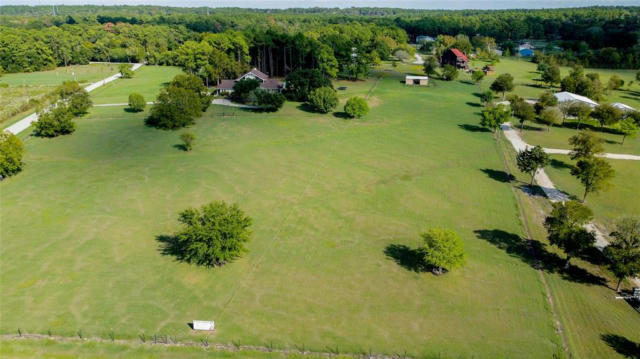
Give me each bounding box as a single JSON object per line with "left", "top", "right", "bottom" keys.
{"left": 4, "top": 0, "right": 640, "bottom": 9}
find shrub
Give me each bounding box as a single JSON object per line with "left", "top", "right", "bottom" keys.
{"left": 0, "top": 132, "right": 24, "bottom": 178}
{"left": 344, "top": 97, "right": 369, "bottom": 118}
{"left": 422, "top": 228, "right": 466, "bottom": 275}
{"left": 180, "top": 133, "right": 195, "bottom": 151}
{"left": 538, "top": 107, "right": 562, "bottom": 131}
{"left": 119, "top": 63, "right": 134, "bottom": 78}
{"left": 128, "top": 93, "right": 146, "bottom": 112}
{"left": 253, "top": 90, "right": 286, "bottom": 112}
{"left": 308, "top": 86, "right": 338, "bottom": 113}
{"left": 67, "top": 90, "right": 92, "bottom": 115}
{"left": 169, "top": 74, "right": 212, "bottom": 112}
{"left": 33, "top": 105, "right": 76, "bottom": 137}
{"left": 172, "top": 201, "right": 252, "bottom": 267}
{"left": 441, "top": 64, "right": 458, "bottom": 81}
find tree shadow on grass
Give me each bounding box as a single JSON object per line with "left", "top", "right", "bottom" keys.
{"left": 384, "top": 244, "right": 428, "bottom": 272}
{"left": 458, "top": 124, "right": 491, "bottom": 133}
{"left": 550, "top": 158, "right": 574, "bottom": 170}
{"left": 474, "top": 229, "right": 607, "bottom": 286}
{"left": 480, "top": 168, "right": 515, "bottom": 183}
{"left": 465, "top": 101, "right": 482, "bottom": 108}
{"left": 156, "top": 235, "right": 187, "bottom": 262}
{"left": 333, "top": 111, "right": 351, "bottom": 119}
{"left": 296, "top": 103, "right": 317, "bottom": 114}
{"left": 601, "top": 334, "right": 640, "bottom": 359}
{"left": 173, "top": 144, "right": 188, "bottom": 152}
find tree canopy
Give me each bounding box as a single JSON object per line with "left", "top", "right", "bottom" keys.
{"left": 544, "top": 201, "right": 596, "bottom": 269}
{"left": 171, "top": 201, "right": 252, "bottom": 267}
{"left": 421, "top": 228, "right": 466, "bottom": 275}
{"left": 344, "top": 97, "right": 369, "bottom": 119}
{"left": 0, "top": 132, "right": 24, "bottom": 178}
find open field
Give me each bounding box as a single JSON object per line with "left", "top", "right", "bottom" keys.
{"left": 0, "top": 64, "right": 119, "bottom": 126}
{"left": 497, "top": 136, "right": 640, "bottom": 359}
{"left": 544, "top": 155, "right": 640, "bottom": 230}
{"left": 471, "top": 57, "right": 640, "bottom": 108}
{"left": 0, "top": 72, "right": 560, "bottom": 358}
{"left": 89, "top": 66, "right": 182, "bottom": 104}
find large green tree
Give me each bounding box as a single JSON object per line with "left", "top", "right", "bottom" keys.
{"left": 544, "top": 201, "right": 596, "bottom": 269}
{"left": 490, "top": 73, "right": 514, "bottom": 99}
{"left": 284, "top": 69, "right": 332, "bottom": 102}
{"left": 604, "top": 217, "right": 640, "bottom": 292}
{"left": 172, "top": 201, "right": 252, "bottom": 267}
{"left": 516, "top": 145, "right": 550, "bottom": 185}
{"left": 146, "top": 86, "right": 202, "bottom": 130}
{"left": 569, "top": 132, "right": 603, "bottom": 160}
{"left": 591, "top": 104, "right": 622, "bottom": 128}
{"left": 571, "top": 157, "right": 615, "bottom": 202}
{"left": 479, "top": 104, "right": 510, "bottom": 136}
{"left": 421, "top": 228, "right": 466, "bottom": 275}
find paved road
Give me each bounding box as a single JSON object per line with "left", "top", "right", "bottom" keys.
{"left": 4, "top": 63, "right": 144, "bottom": 135}
{"left": 501, "top": 122, "right": 639, "bottom": 286}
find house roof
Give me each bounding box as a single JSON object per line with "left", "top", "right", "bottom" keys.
{"left": 247, "top": 68, "right": 269, "bottom": 80}
{"left": 612, "top": 102, "right": 636, "bottom": 112}
{"left": 554, "top": 91, "right": 599, "bottom": 108}
{"left": 450, "top": 48, "right": 468, "bottom": 62}
{"left": 216, "top": 79, "right": 236, "bottom": 90}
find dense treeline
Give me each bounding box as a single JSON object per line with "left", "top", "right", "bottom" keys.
{"left": 0, "top": 5, "right": 638, "bottom": 73}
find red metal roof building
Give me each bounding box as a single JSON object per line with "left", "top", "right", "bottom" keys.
{"left": 441, "top": 48, "right": 469, "bottom": 69}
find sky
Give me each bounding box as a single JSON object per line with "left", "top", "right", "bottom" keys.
{"left": 4, "top": 0, "right": 640, "bottom": 9}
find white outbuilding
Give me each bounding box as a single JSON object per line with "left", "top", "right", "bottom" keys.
{"left": 611, "top": 102, "right": 636, "bottom": 112}
{"left": 405, "top": 75, "right": 429, "bottom": 86}
{"left": 192, "top": 320, "right": 215, "bottom": 331}
{"left": 553, "top": 91, "right": 599, "bottom": 108}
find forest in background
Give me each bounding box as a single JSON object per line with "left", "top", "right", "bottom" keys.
{"left": 0, "top": 5, "right": 638, "bottom": 79}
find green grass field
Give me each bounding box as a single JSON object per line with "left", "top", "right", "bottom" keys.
{"left": 472, "top": 57, "right": 640, "bottom": 108}
{"left": 498, "top": 137, "right": 640, "bottom": 359}
{"left": 0, "top": 64, "right": 119, "bottom": 125}
{"left": 1, "top": 71, "right": 561, "bottom": 358}
{"left": 516, "top": 119, "right": 640, "bottom": 156}
{"left": 89, "top": 66, "right": 182, "bottom": 104}
{"left": 544, "top": 155, "right": 640, "bottom": 229}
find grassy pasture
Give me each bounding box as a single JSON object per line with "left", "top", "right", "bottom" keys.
{"left": 544, "top": 155, "right": 640, "bottom": 229}
{"left": 89, "top": 66, "right": 182, "bottom": 104}
{"left": 0, "top": 72, "right": 560, "bottom": 358}
{"left": 0, "top": 64, "right": 119, "bottom": 126}
{"left": 515, "top": 119, "right": 640, "bottom": 156}
{"left": 497, "top": 136, "right": 640, "bottom": 359}
{"left": 472, "top": 57, "right": 640, "bottom": 108}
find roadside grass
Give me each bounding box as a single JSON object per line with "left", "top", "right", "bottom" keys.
{"left": 0, "top": 338, "right": 354, "bottom": 359}
{"left": 514, "top": 119, "right": 640, "bottom": 156}
{"left": 89, "top": 66, "right": 182, "bottom": 104}
{"left": 544, "top": 155, "right": 640, "bottom": 230}
{"left": 497, "top": 135, "right": 640, "bottom": 359}
{"left": 1, "top": 72, "right": 559, "bottom": 358}
{"left": 0, "top": 63, "right": 119, "bottom": 126}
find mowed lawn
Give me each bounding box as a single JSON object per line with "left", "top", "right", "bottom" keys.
{"left": 0, "top": 74, "right": 561, "bottom": 358}
{"left": 89, "top": 65, "right": 182, "bottom": 104}
{"left": 544, "top": 155, "right": 640, "bottom": 229}
{"left": 1, "top": 63, "right": 119, "bottom": 125}
{"left": 473, "top": 57, "right": 640, "bottom": 108}
{"left": 516, "top": 119, "right": 640, "bottom": 156}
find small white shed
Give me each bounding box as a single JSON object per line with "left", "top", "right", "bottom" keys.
{"left": 192, "top": 320, "right": 215, "bottom": 331}
{"left": 405, "top": 75, "right": 429, "bottom": 86}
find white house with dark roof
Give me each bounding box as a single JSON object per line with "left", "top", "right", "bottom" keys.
{"left": 215, "top": 68, "right": 283, "bottom": 94}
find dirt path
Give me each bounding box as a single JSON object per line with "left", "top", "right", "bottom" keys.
{"left": 501, "top": 122, "right": 640, "bottom": 286}
{"left": 3, "top": 63, "right": 144, "bottom": 135}
{"left": 412, "top": 53, "right": 424, "bottom": 65}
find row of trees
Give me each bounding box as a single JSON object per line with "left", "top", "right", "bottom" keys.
{"left": 33, "top": 81, "right": 92, "bottom": 137}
